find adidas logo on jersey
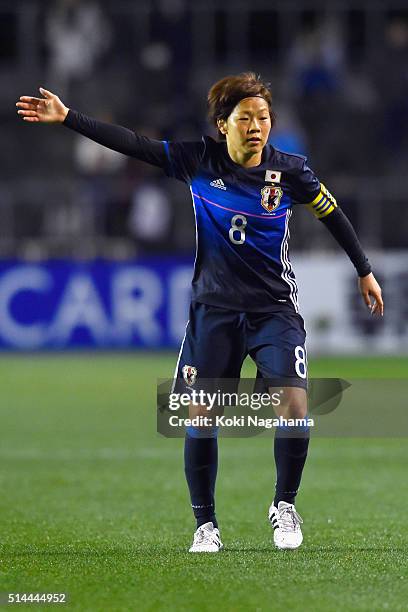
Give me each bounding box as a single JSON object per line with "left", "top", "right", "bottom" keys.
{"left": 210, "top": 178, "right": 226, "bottom": 190}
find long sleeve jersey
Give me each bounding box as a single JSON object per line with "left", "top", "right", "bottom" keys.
{"left": 64, "top": 110, "right": 371, "bottom": 313}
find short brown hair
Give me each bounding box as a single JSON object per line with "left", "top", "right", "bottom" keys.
{"left": 207, "top": 72, "right": 275, "bottom": 139}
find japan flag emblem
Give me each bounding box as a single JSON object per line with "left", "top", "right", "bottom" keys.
{"left": 265, "top": 170, "right": 282, "bottom": 183}
{"left": 182, "top": 365, "right": 197, "bottom": 386}
{"left": 261, "top": 185, "right": 283, "bottom": 212}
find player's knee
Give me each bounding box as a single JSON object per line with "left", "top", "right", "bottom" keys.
{"left": 274, "top": 387, "right": 307, "bottom": 419}
{"left": 186, "top": 400, "right": 222, "bottom": 437}
{"left": 285, "top": 403, "right": 308, "bottom": 419}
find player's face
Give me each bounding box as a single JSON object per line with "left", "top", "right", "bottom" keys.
{"left": 218, "top": 97, "right": 271, "bottom": 164}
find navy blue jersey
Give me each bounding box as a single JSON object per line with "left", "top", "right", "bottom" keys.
{"left": 63, "top": 110, "right": 372, "bottom": 304}
{"left": 163, "top": 136, "right": 335, "bottom": 313}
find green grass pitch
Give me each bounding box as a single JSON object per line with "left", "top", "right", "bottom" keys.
{"left": 0, "top": 354, "right": 407, "bottom": 611}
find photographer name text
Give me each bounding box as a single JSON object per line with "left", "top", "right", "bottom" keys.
{"left": 168, "top": 415, "right": 314, "bottom": 429}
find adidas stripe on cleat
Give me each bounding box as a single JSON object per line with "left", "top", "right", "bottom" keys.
{"left": 189, "top": 522, "right": 223, "bottom": 553}
{"left": 268, "top": 501, "right": 303, "bottom": 550}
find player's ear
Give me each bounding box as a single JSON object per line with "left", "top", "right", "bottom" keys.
{"left": 217, "top": 118, "right": 227, "bottom": 136}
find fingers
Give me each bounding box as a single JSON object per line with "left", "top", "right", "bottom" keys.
{"left": 362, "top": 291, "right": 372, "bottom": 310}
{"left": 17, "top": 109, "right": 38, "bottom": 117}
{"left": 16, "top": 102, "right": 39, "bottom": 110}
{"left": 371, "top": 291, "right": 384, "bottom": 317}
{"left": 371, "top": 300, "right": 382, "bottom": 316}
{"left": 19, "top": 96, "right": 42, "bottom": 104}
{"left": 17, "top": 86, "right": 54, "bottom": 108}
{"left": 39, "top": 87, "right": 54, "bottom": 98}
{"left": 359, "top": 275, "right": 384, "bottom": 317}
{"left": 16, "top": 96, "right": 47, "bottom": 122}
{"left": 364, "top": 288, "right": 384, "bottom": 317}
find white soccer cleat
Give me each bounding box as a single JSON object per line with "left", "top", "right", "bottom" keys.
{"left": 189, "top": 521, "right": 223, "bottom": 553}
{"left": 268, "top": 501, "right": 304, "bottom": 550}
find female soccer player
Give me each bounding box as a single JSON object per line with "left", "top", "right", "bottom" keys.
{"left": 17, "top": 73, "right": 383, "bottom": 552}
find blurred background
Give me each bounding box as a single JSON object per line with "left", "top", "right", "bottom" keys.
{"left": 2, "top": 5, "right": 408, "bottom": 606}
{"left": 0, "top": 0, "right": 407, "bottom": 353}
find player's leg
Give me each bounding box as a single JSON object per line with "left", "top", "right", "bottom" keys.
{"left": 269, "top": 385, "right": 308, "bottom": 508}
{"left": 247, "top": 311, "right": 309, "bottom": 549}
{"left": 174, "top": 302, "right": 245, "bottom": 551}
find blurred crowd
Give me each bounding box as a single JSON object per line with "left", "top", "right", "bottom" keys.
{"left": 1, "top": 0, "right": 408, "bottom": 258}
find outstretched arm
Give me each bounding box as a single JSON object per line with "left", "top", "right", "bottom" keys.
{"left": 16, "top": 87, "right": 167, "bottom": 167}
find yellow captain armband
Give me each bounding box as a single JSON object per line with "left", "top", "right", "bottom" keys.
{"left": 306, "top": 183, "right": 338, "bottom": 219}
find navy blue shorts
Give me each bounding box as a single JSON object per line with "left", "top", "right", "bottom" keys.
{"left": 174, "top": 302, "right": 307, "bottom": 391}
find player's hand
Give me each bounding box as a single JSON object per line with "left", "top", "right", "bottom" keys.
{"left": 358, "top": 272, "right": 384, "bottom": 316}
{"left": 16, "top": 88, "right": 69, "bottom": 123}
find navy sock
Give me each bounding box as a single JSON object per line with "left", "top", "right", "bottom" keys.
{"left": 184, "top": 433, "right": 218, "bottom": 529}
{"left": 274, "top": 426, "right": 310, "bottom": 506}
